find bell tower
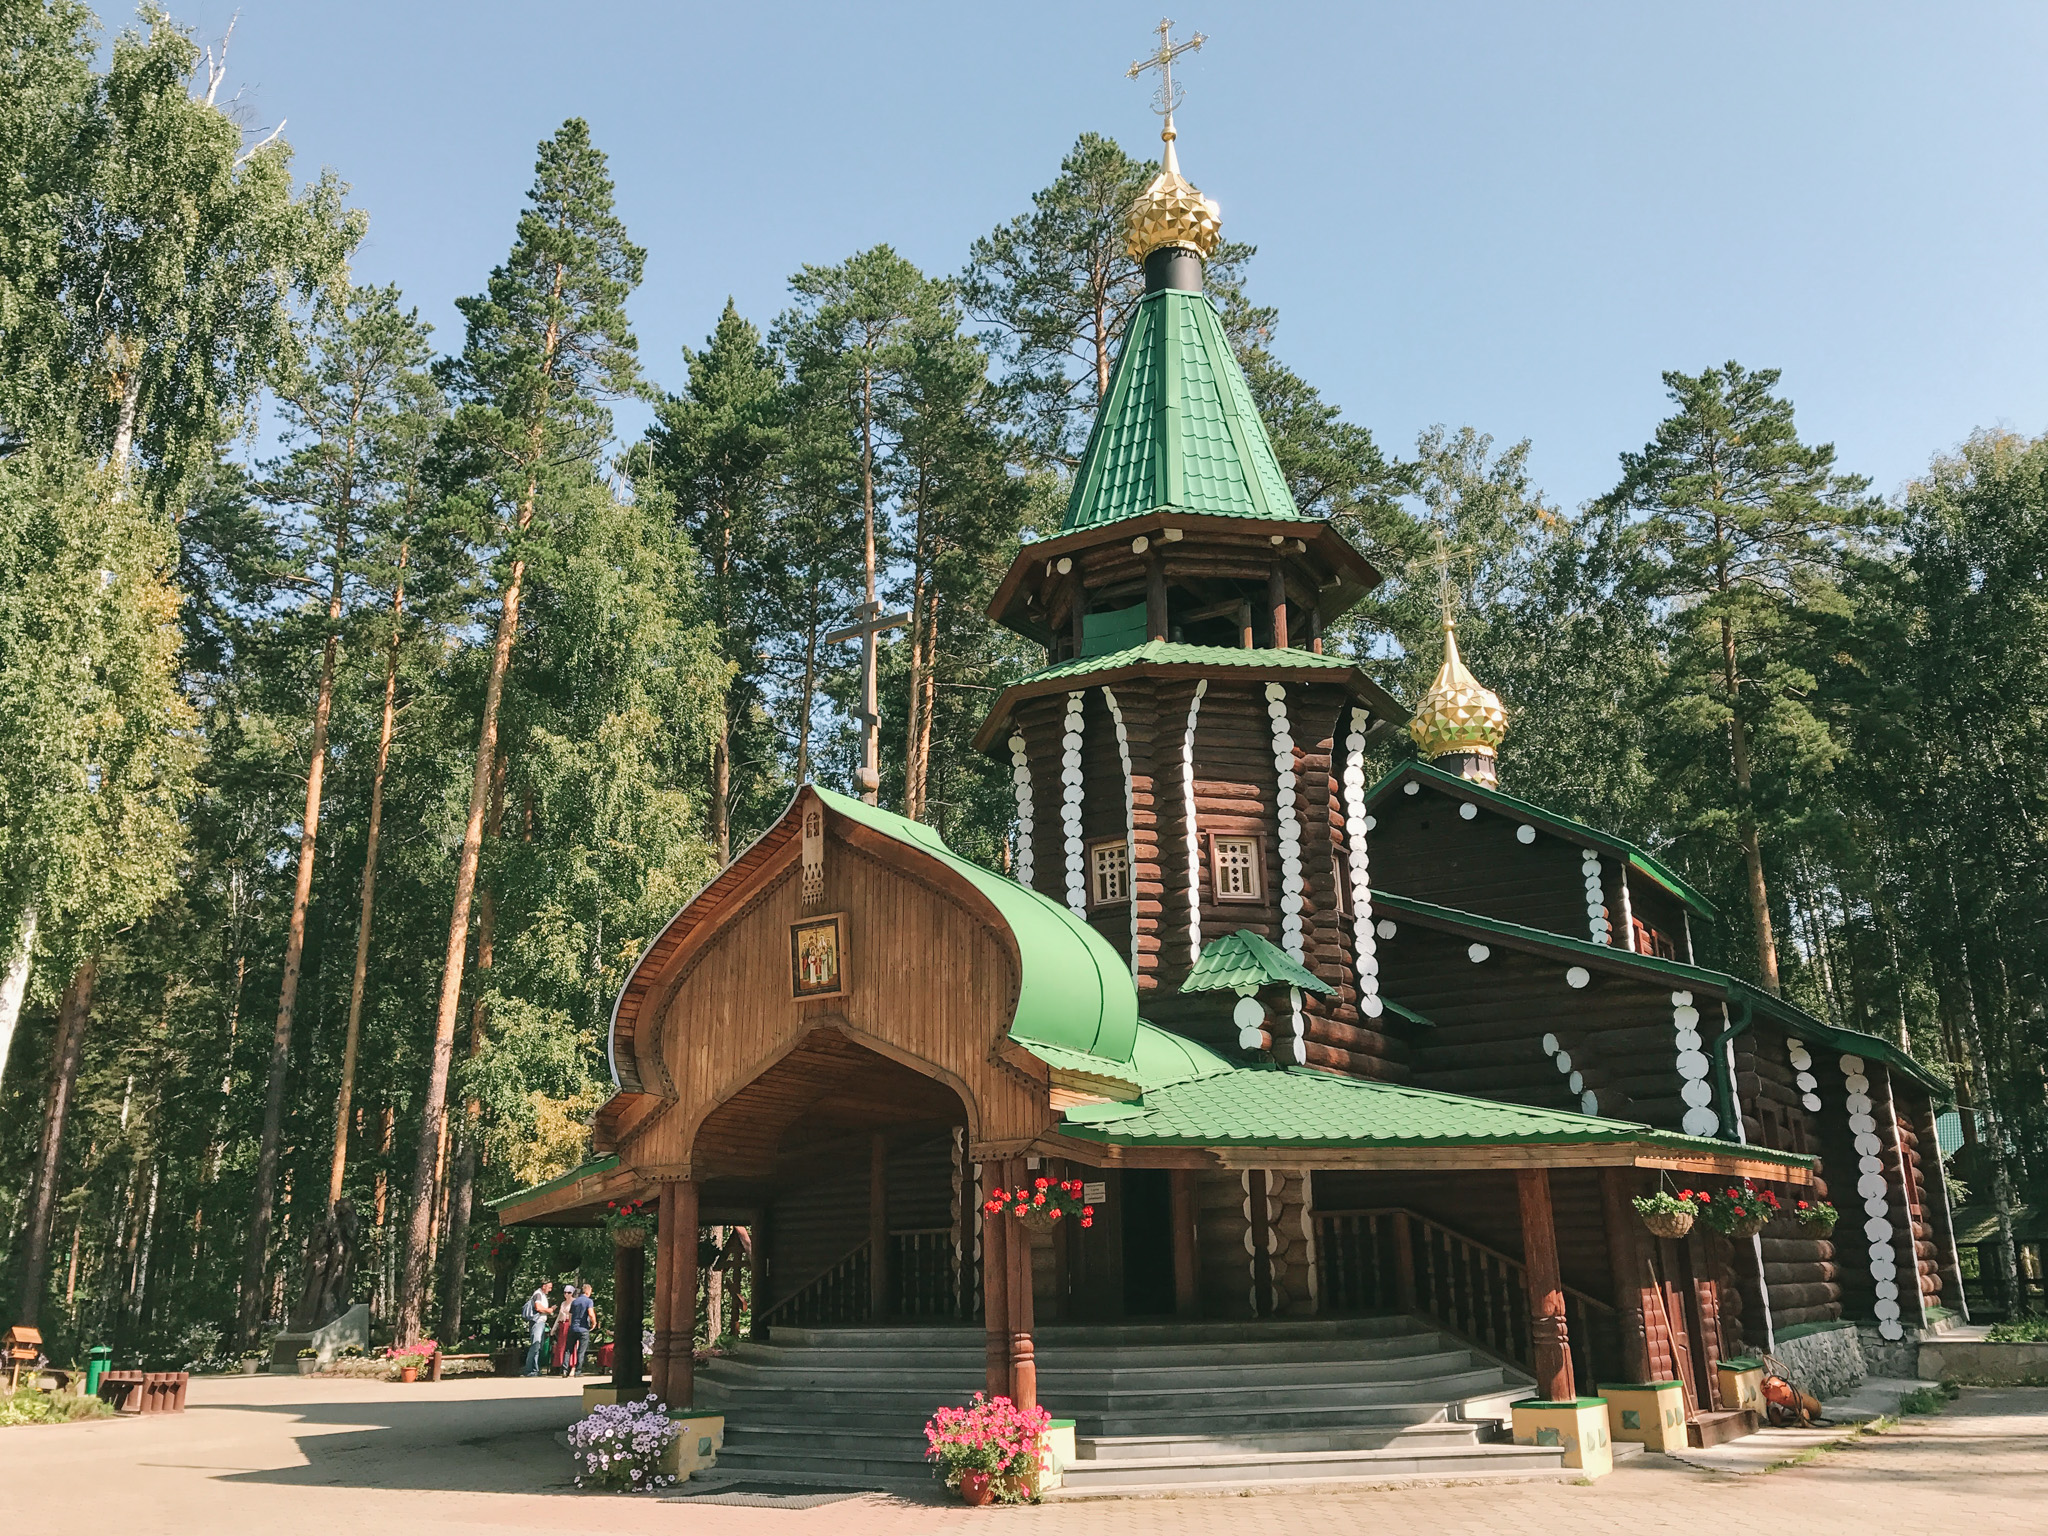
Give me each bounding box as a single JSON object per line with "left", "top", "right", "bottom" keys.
{"left": 973, "top": 43, "right": 1411, "bottom": 1078}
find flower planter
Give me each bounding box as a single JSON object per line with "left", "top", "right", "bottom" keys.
{"left": 1797, "top": 1216, "right": 1838, "bottom": 1238}
{"left": 239, "top": 1359, "right": 264, "bottom": 1375}
{"left": 399, "top": 1366, "right": 418, "bottom": 1384}
{"left": 1639, "top": 1207, "right": 1695, "bottom": 1240}
{"left": 958, "top": 1470, "right": 993, "bottom": 1506}
{"left": 1716, "top": 1213, "right": 1771, "bottom": 1240}
{"left": 614, "top": 1226, "right": 646, "bottom": 1249}
{"left": 296, "top": 1357, "right": 319, "bottom": 1375}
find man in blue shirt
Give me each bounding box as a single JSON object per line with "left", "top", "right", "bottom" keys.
{"left": 565, "top": 1283, "right": 597, "bottom": 1376}
{"left": 520, "top": 1282, "right": 554, "bottom": 1376}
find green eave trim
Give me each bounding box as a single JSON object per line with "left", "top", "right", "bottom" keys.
{"left": 1371, "top": 890, "right": 1943, "bottom": 1094}
{"left": 1367, "top": 761, "right": 1717, "bottom": 919}
{"left": 817, "top": 788, "right": 1138, "bottom": 1063}
{"left": 1023, "top": 640, "right": 1364, "bottom": 686}
{"left": 1063, "top": 288, "right": 1310, "bottom": 533}
{"left": 486, "top": 1154, "right": 621, "bottom": 1211}
{"left": 1512, "top": 1397, "right": 1609, "bottom": 1409}
{"left": 1183, "top": 928, "right": 1335, "bottom": 997}
{"left": 1599, "top": 1381, "right": 1686, "bottom": 1392}
{"left": 1381, "top": 997, "right": 1436, "bottom": 1029}
{"left": 1774, "top": 1319, "right": 1858, "bottom": 1342}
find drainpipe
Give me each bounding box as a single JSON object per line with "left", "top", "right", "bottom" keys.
{"left": 1708, "top": 995, "right": 1755, "bottom": 1144}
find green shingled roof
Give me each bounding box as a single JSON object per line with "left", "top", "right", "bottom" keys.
{"left": 1059, "top": 1063, "right": 1812, "bottom": 1165}
{"left": 1184, "top": 929, "right": 1335, "bottom": 996}
{"left": 1023, "top": 639, "right": 1362, "bottom": 685}
{"left": 1368, "top": 761, "right": 1716, "bottom": 918}
{"left": 1063, "top": 287, "right": 1309, "bottom": 533}
{"left": 1371, "top": 889, "right": 1943, "bottom": 1093}
{"left": 485, "top": 1154, "right": 620, "bottom": 1212}
{"left": 816, "top": 788, "right": 1139, "bottom": 1064}
{"left": 1021, "top": 1021, "right": 1238, "bottom": 1099}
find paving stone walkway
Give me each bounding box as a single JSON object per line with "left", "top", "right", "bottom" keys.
{"left": 10, "top": 1373, "right": 2046, "bottom": 1535}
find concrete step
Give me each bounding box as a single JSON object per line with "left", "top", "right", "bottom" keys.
{"left": 702, "top": 1349, "right": 1498, "bottom": 1394}
{"left": 1074, "top": 1419, "right": 1488, "bottom": 1460}
{"left": 762, "top": 1316, "right": 1419, "bottom": 1351}
{"left": 1053, "top": 1439, "right": 1569, "bottom": 1492}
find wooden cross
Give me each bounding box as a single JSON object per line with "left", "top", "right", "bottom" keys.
{"left": 1127, "top": 18, "right": 1207, "bottom": 129}
{"left": 824, "top": 599, "right": 911, "bottom": 805}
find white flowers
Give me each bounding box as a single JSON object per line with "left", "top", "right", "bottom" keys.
{"left": 567, "top": 1396, "right": 679, "bottom": 1491}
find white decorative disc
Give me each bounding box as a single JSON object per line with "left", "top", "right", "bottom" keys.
{"left": 1849, "top": 1113, "right": 1876, "bottom": 1136}
{"left": 1233, "top": 996, "right": 1266, "bottom": 1029}
{"left": 1681, "top": 1078, "right": 1715, "bottom": 1109}
{"left": 1795, "top": 1072, "right": 1818, "bottom": 1093}
{"left": 1671, "top": 990, "right": 1693, "bottom": 1006}
{"left": 1873, "top": 1298, "right": 1901, "bottom": 1322}
{"left": 1839, "top": 1054, "right": 1865, "bottom": 1075}
{"left": 1879, "top": 1320, "right": 1904, "bottom": 1341}
{"left": 1582, "top": 1091, "right": 1599, "bottom": 1114}
{"left": 1789, "top": 1049, "right": 1813, "bottom": 1071}
{"left": 1364, "top": 815, "right": 1376, "bottom": 831}
{"left": 1517, "top": 824, "right": 1536, "bottom": 844}
{"left": 1376, "top": 919, "right": 1397, "bottom": 939}
{"left": 1404, "top": 781, "right": 1420, "bottom": 795}
{"left": 1874, "top": 1279, "right": 1898, "bottom": 1301}
{"left": 1459, "top": 802, "right": 1478, "bottom": 820}
{"left": 1541, "top": 1032, "right": 1560, "bottom": 1055}
{"left": 1361, "top": 995, "right": 1383, "bottom": 1018}
{"left": 1467, "top": 943, "right": 1490, "bottom": 963}
{"left": 1555, "top": 1051, "right": 1573, "bottom": 1074}
{"left": 1675, "top": 1029, "right": 1702, "bottom": 1053}
{"left": 1673, "top": 1005, "right": 1700, "bottom": 1029}
{"left": 1864, "top": 1216, "right": 1894, "bottom": 1242}
{"left": 1858, "top": 1154, "right": 1883, "bottom": 1176}
{"left": 1802, "top": 1094, "right": 1822, "bottom": 1112}
{"left": 1845, "top": 1073, "right": 1870, "bottom": 1095}
{"left": 1566, "top": 966, "right": 1590, "bottom": 989}
{"left": 1676, "top": 1049, "right": 1711, "bottom": 1079}
{"left": 1569, "top": 1071, "right": 1584, "bottom": 1094}
{"left": 1845, "top": 1093, "right": 1872, "bottom": 1116}
{"left": 1238, "top": 1025, "right": 1266, "bottom": 1050}
{"left": 1265, "top": 683, "right": 1287, "bottom": 701}
{"left": 1682, "top": 1107, "right": 1720, "bottom": 1136}
{"left": 1864, "top": 1196, "right": 1889, "bottom": 1218}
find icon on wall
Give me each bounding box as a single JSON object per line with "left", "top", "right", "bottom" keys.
{"left": 790, "top": 912, "right": 848, "bottom": 1001}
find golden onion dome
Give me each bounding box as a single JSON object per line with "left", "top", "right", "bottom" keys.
{"left": 1127, "top": 130, "right": 1223, "bottom": 262}
{"left": 1409, "top": 619, "right": 1508, "bottom": 763}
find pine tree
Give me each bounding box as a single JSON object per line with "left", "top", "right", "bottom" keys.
{"left": 1601, "top": 363, "right": 1882, "bottom": 992}
{"left": 392, "top": 119, "right": 646, "bottom": 1345}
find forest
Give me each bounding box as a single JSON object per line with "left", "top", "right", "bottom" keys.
{"left": 3, "top": 3, "right": 2046, "bottom": 1365}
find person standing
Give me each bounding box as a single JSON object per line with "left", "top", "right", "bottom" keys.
{"left": 520, "top": 1281, "right": 554, "bottom": 1376}
{"left": 565, "top": 1282, "right": 597, "bottom": 1375}
{"left": 550, "top": 1277, "right": 575, "bottom": 1371}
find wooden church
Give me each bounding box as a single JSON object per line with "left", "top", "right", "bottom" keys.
{"left": 496, "top": 86, "right": 1959, "bottom": 1492}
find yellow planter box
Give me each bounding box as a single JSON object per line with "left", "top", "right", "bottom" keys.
{"left": 1038, "top": 1419, "right": 1076, "bottom": 1493}
{"left": 1717, "top": 1358, "right": 1765, "bottom": 1416}
{"left": 1510, "top": 1397, "right": 1612, "bottom": 1477}
{"left": 579, "top": 1382, "right": 622, "bottom": 1415}
{"left": 659, "top": 1411, "right": 725, "bottom": 1482}
{"left": 1598, "top": 1381, "right": 1688, "bottom": 1452}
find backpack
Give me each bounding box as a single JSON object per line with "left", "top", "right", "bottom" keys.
{"left": 520, "top": 1293, "right": 539, "bottom": 1325}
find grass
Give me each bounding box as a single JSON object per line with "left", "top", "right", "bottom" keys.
{"left": 1985, "top": 1317, "right": 2048, "bottom": 1343}
{"left": 1897, "top": 1382, "right": 1962, "bottom": 1416}
{"left": 0, "top": 1385, "right": 115, "bottom": 1427}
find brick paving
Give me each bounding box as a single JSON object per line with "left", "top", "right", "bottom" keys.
{"left": 10, "top": 1374, "right": 2046, "bottom": 1535}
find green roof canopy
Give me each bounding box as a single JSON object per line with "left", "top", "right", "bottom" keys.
{"left": 1184, "top": 928, "right": 1335, "bottom": 997}
{"left": 1063, "top": 288, "right": 1308, "bottom": 533}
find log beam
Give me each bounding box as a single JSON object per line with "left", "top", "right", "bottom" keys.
{"left": 1517, "top": 1167, "right": 1574, "bottom": 1401}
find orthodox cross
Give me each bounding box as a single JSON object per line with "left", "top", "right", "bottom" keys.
{"left": 1404, "top": 513, "right": 1474, "bottom": 631}
{"left": 1127, "top": 18, "right": 1206, "bottom": 131}
{"left": 824, "top": 599, "right": 910, "bottom": 805}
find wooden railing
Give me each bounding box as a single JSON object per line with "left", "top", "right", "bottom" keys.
{"left": 757, "top": 1230, "right": 965, "bottom": 1328}
{"left": 1315, "top": 1208, "right": 1617, "bottom": 1389}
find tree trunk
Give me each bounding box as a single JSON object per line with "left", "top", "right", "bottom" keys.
{"left": 240, "top": 563, "right": 348, "bottom": 1347}
{"left": 1721, "top": 611, "right": 1781, "bottom": 992}
{"left": 1949, "top": 906, "right": 2021, "bottom": 1312}
{"left": 17, "top": 957, "right": 95, "bottom": 1325}
{"left": 0, "top": 901, "right": 37, "bottom": 1089}
{"left": 328, "top": 568, "right": 405, "bottom": 1210}
{"left": 395, "top": 544, "right": 530, "bottom": 1344}
{"left": 710, "top": 709, "right": 731, "bottom": 864}
{"left": 440, "top": 753, "right": 507, "bottom": 1343}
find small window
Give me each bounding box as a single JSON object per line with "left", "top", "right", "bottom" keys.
{"left": 1210, "top": 834, "right": 1264, "bottom": 903}
{"left": 1088, "top": 839, "right": 1130, "bottom": 907}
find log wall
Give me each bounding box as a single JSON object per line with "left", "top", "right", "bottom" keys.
{"left": 1366, "top": 785, "right": 1592, "bottom": 938}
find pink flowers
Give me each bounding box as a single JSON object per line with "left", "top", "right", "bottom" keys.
{"left": 924, "top": 1393, "right": 1053, "bottom": 1502}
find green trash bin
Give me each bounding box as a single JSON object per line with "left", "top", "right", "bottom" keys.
{"left": 85, "top": 1345, "right": 112, "bottom": 1396}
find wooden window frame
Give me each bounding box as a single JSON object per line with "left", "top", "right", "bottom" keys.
{"left": 1086, "top": 836, "right": 1131, "bottom": 909}
{"left": 1207, "top": 832, "right": 1266, "bottom": 904}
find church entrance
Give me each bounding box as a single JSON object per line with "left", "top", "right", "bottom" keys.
{"left": 1120, "top": 1168, "right": 1178, "bottom": 1317}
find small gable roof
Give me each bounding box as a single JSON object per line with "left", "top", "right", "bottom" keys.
{"left": 1184, "top": 928, "right": 1335, "bottom": 997}
{"left": 1367, "top": 760, "right": 1717, "bottom": 919}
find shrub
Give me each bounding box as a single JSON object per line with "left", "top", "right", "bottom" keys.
{"left": 0, "top": 1386, "right": 114, "bottom": 1427}
{"left": 924, "top": 1393, "right": 1053, "bottom": 1502}
{"left": 1986, "top": 1317, "right": 2048, "bottom": 1343}
{"left": 567, "top": 1397, "right": 678, "bottom": 1491}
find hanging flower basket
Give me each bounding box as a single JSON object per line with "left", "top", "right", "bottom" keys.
{"left": 1793, "top": 1199, "right": 1838, "bottom": 1237}
{"left": 1696, "top": 1181, "right": 1780, "bottom": 1240}
{"left": 605, "top": 1199, "right": 656, "bottom": 1248}
{"left": 985, "top": 1178, "right": 1091, "bottom": 1231}
{"left": 1632, "top": 1190, "right": 1699, "bottom": 1240}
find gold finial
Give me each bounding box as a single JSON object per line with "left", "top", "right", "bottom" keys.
{"left": 1125, "top": 19, "right": 1223, "bottom": 262}
{"left": 1408, "top": 524, "right": 1507, "bottom": 777}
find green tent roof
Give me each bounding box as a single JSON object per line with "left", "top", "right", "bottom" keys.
{"left": 1060, "top": 1063, "right": 1812, "bottom": 1165}
{"left": 1367, "top": 760, "right": 1717, "bottom": 918}
{"left": 814, "top": 788, "right": 1139, "bottom": 1064}
{"left": 1372, "top": 890, "right": 1944, "bottom": 1093}
{"left": 1183, "top": 928, "right": 1335, "bottom": 997}
{"left": 1063, "top": 287, "right": 1309, "bottom": 533}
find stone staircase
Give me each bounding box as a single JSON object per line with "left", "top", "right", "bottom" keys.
{"left": 683, "top": 1315, "right": 1573, "bottom": 1498}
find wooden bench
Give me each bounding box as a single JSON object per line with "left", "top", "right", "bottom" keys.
{"left": 97, "top": 1370, "right": 189, "bottom": 1414}
{"left": 427, "top": 1351, "right": 494, "bottom": 1382}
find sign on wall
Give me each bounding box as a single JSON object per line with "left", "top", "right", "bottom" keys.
{"left": 790, "top": 912, "right": 849, "bottom": 1001}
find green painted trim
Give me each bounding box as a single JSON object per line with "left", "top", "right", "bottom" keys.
{"left": 1597, "top": 1381, "right": 1685, "bottom": 1392}
{"left": 486, "top": 1154, "right": 621, "bottom": 1210}
{"left": 1370, "top": 890, "right": 1944, "bottom": 1096}
{"left": 1718, "top": 1357, "right": 1763, "bottom": 1372}
{"left": 1381, "top": 997, "right": 1436, "bottom": 1029}
{"left": 1512, "top": 1397, "right": 1609, "bottom": 1409}
{"left": 1047, "top": 1418, "right": 1076, "bottom": 1429}
{"left": 1925, "top": 1306, "right": 1960, "bottom": 1322}
{"left": 1366, "top": 760, "right": 1717, "bottom": 918}
{"left": 1774, "top": 1319, "right": 1858, "bottom": 1342}
{"left": 1159, "top": 288, "right": 1183, "bottom": 511}
{"left": 1021, "top": 639, "right": 1363, "bottom": 686}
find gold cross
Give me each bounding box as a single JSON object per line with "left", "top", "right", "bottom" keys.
{"left": 1404, "top": 518, "right": 1473, "bottom": 629}
{"left": 1127, "top": 18, "right": 1206, "bottom": 131}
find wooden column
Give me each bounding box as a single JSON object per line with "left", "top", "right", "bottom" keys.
{"left": 1170, "top": 1169, "right": 1199, "bottom": 1319}
{"left": 1248, "top": 1169, "right": 1273, "bottom": 1316}
{"left": 1145, "top": 552, "right": 1168, "bottom": 641}
{"left": 1391, "top": 1211, "right": 1418, "bottom": 1313}
{"left": 650, "top": 1182, "right": 678, "bottom": 1402}
{"left": 869, "top": 1132, "right": 890, "bottom": 1321}
{"left": 1238, "top": 600, "right": 1254, "bottom": 649}
{"left": 612, "top": 1234, "right": 646, "bottom": 1397}
{"left": 1516, "top": 1168, "right": 1575, "bottom": 1401}
{"left": 672, "top": 1179, "right": 700, "bottom": 1408}
{"left": 1267, "top": 564, "right": 1289, "bottom": 649}
{"left": 982, "top": 1164, "right": 1010, "bottom": 1397}
{"left": 1599, "top": 1168, "right": 1650, "bottom": 1384}
{"left": 1070, "top": 580, "right": 1089, "bottom": 655}
{"left": 1005, "top": 1157, "right": 1037, "bottom": 1410}
{"left": 747, "top": 1219, "right": 766, "bottom": 1340}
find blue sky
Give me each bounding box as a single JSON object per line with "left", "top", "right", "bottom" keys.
{"left": 104, "top": 0, "right": 2048, "bottom": 509}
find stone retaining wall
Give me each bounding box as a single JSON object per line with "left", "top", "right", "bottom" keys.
{"left": 1773, "top": 1323, "right": 1866, "bottom": 1400}
{"left": 1915, "top": 1339, "right": 2048, "bottom": 1385}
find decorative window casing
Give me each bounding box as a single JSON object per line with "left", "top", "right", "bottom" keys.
{"left": 1210, "top": 834, "right": 1264, "bottom": 902}
{"left": 1088, "top": 838, "right": 1131, "bottom": 908}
